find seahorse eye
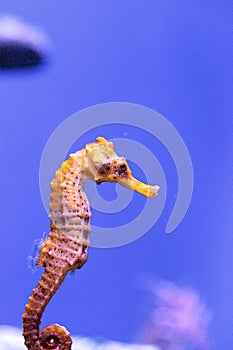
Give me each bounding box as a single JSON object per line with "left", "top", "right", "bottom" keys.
{"left": 118, "top": 163, "right": 128, "bottom": 176}
{"left": 119, "top": 163, "right": 127, "bottom": 171}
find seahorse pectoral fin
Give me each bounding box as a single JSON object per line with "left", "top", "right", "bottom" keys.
{"left": 118, "top": 176, "right": 160, "bottom": 198}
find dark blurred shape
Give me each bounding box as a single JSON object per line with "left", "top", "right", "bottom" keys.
{"left": 0, "top": 43, "right": 44, "bottom": 69}
{"left": 0, "top": 16, "right": 48, "bottom": 70}
{"left": 138, "top": 276, "right": 212, "bottom": 350}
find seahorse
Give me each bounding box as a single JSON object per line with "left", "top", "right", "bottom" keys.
{"left": 22, "top": 137, "right": 159, "bottom": 350}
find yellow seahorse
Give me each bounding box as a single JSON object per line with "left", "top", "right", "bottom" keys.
{"left": 22, "top": 137, "right": 159, "bottom": 350}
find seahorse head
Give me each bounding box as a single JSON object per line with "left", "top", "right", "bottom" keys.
{"left": 83, "top": 137, "right": 159, "bottom": 198}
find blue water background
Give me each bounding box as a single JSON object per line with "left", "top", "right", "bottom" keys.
{"left": 0, "top": 1, "right": 231, "bottom": 349}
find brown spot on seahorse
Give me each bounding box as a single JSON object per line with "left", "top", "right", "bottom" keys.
{"left": 22, "top": 136, "right": 159, "bottom": 350}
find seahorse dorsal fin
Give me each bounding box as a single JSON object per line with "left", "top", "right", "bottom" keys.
{"left": 27, "top": 232, "right": 49, "bottom": 272}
